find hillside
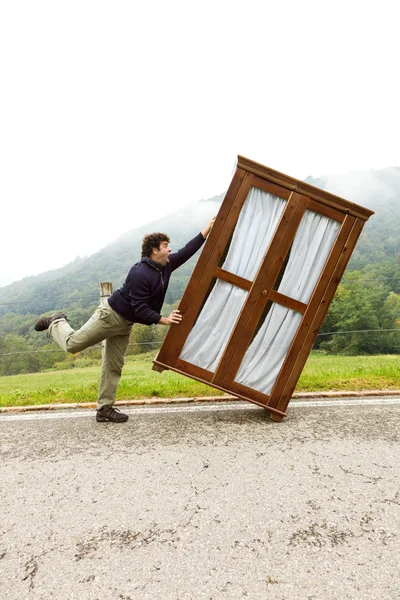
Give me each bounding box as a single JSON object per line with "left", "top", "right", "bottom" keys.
{"left": 305, "top": 167, "right": 400, "bottom": 354}
{"left": 306, "top": 166, "right": 400, "bottom": 270}
{"left": 0, "top": 194, "right": 224, "bottom": 318}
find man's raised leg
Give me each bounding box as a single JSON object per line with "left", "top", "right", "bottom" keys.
{"left": 48, "top": 304, "right": 120, "bottom": 353}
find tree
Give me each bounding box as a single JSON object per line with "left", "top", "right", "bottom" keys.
{"left": 128, "top": 324, "right": 160, "bottom": 355}
{"left": 319, "top": 272, "right": 398, "bottom": 354}
{"left": 0, "top": 335, "right": 41, "bottom": 376}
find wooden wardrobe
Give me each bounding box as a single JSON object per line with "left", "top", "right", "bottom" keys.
{"left": 153, "top": 156, "right": 374, "bottom": 421}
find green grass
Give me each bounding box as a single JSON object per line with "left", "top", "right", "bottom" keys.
{"left": 297, "top": 352, "right": 400, "bottom": 392}
{"left": 0, "top": 352, "right": 221, "bottom": 407}
{"left": 1, "top": 351, "right": 399, "bottom": 407}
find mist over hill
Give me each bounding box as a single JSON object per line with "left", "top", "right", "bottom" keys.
{"left": 304, "top": 166, "right": 400, "bottom": 354}
{"left": 305, "top": 166, "right": 400, "bottom": 270}
{"left": 0, "top": 193, "right": 224, "bottom": 318}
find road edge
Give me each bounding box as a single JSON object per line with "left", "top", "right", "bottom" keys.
{"left": 1, "top": 389, "right": 400, "bottom": 413}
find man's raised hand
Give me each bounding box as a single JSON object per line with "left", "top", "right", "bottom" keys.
{"left": 201, "top": 216, "right": 216, "bottom": 239}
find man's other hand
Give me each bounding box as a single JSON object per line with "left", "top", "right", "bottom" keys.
{"left": 159, "top": 310, "right": 183, "bottom": 326}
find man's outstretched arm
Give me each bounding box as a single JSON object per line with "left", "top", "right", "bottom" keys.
{"left": 163, "top": 217, "right": 217, "bottom": 325}
{"left": 169, "top": 216, "right": 216, "bottom": 271}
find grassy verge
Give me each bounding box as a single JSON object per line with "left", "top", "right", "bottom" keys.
{"left": 296, "top": 352, "right": 400, "bottom": 391}
{"left": 0, "top": 352, "right": 399, "bottom": 408}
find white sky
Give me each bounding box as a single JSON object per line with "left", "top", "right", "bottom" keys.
{"left": 0, "top": 0, "right": 399, "bottom": 287}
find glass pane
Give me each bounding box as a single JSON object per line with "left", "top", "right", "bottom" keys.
{"left": 221, "top": 186, "right": 287, "bottom": 280}
{"left": 235, "top": 304, "right": 302, "bottom": 395}
{"left": 277, "top": 210, "right": 340, "bottom": 304}
{"left": 249, "top": 299, "right": 273, "bottom": 343}
{"left": 180, "top": 281, "right": 248, "bottom": 373}
{"left": 195, "top": 277, "right": 217, "bottom": 325}
{"left": 272, "top": 245, "right": 292, "bottom": 291}
{"left": 218, "top": 232, "right": 233, "bottom": 269}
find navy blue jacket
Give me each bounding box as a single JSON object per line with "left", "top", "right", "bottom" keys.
{"left": 108, "top": 233, "right": 205, "bottom": 325}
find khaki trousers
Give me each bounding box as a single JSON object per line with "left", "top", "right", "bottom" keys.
{"left": 49, "top": 302, "right": 133, "bottom": 408}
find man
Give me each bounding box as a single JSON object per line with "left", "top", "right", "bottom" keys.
{"left": 34, "top": 217, "right": 215, "bottom": 422}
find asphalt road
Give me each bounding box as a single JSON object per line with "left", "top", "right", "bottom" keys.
{"left": 0, "top": 397, "right": 399, "bottom": 600}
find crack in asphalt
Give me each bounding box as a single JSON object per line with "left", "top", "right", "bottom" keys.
{"left": 339, "top": 465, "right": 383, "bottom": 484}
{"left": 74, "top": 526, "right": 181, "bottom": 561}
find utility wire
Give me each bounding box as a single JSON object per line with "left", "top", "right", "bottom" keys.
{"left": 0, "top": 296, "right": 99, "bottom": 305}
{"left": 317, "top": 328, "right": 400, "bottom": 337}
{"left": 1, "top": 276, "right": 400, "bottom": 307}
{"left": 346, "top": 276, "right": 400, "bottom": 281}
{"left": 3, "top": 329, "right": 400, "bottom": 357}
{"left": 0, "top": 291, "right": 186, "bottom": 307}
{"left": 0, "top": 341, "right": 163, "bottom": 357}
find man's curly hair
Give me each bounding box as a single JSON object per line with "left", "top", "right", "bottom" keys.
{"left": 141, "top": 232, "right": 170, "bottom": 258}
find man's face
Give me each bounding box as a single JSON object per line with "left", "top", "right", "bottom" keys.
{"left": 152, "top": 241, "right": 171, "bottom": 266}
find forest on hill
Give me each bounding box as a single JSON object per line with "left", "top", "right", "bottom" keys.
{"left": 308, "top": 167, "right": 400, "bottom": 354}
{"left": 1, "top": 167, "right": 399, "bottom": 376}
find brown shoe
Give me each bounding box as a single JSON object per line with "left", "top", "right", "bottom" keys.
{"left": 96, "top": 405, "right": 129, "bottom": 423}
{"left": 34, "top": 312, "right": 67, "bottom": 331}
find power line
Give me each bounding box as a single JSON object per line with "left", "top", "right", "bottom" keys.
{"left": 343, "top": 276, "right": 400, "bottom": 282}
{"left": 340, "top": 279, "right": 400, "bottom": 285}
{"left": 0, "top": 291, "right": 186, "bottom": 307}
{"left": 2, "top": 329, "right": 400, "bottom": 357}
{"left": 1, "top": 277, "right": 399, "bottom": 307}
{"left": 0, "top": 341, "right": 163, "bottom": 357}
{"left": 317, "top": 328, "right": 400, "bottom": 336}
{"left": 0, "top": 296, "right": 99, "bottom": 306}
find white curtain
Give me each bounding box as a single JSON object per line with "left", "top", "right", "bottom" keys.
{"left": 180, "top": 187, "right": 287, "bottom": 371}
{"left": 221, "top": 187, "right": 287, "bottom": 280}
{"left": 235, "top": 210, "right": 340, "bottom": 394}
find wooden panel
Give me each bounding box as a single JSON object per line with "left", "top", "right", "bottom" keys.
{"left": 246, "top": 174, "right": 292, "bottom": 200}
{"left": 154, "top": 167, "right": 249, "bottom": 367}
{"left": 152, "top": 359, "right": 287, "bottom": 418}
{"left": 229, "top": 381, "right": 271, "bottom": 407}
{"left": 273, "top": 218, "right": 366, "bottom": 415}
{"left": 214, "top": 267, "right": 252, "bottom": 291}
{"left": 212, "top": 192, "right": 310, "bottom": 388}
{"left": 267, "top": 215, "right": 359, "bottom": 412}
{"left": 237, "top": 155, "right": 374, "bottom": 221}
{"left": 306, "top": 198, "right": 345, "bottom": 223}
{"left": 268, "top": 290, "right": 308, "bottom": 314}
{"left": 175, "top": 358, "right": 214, "bottom": 382}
